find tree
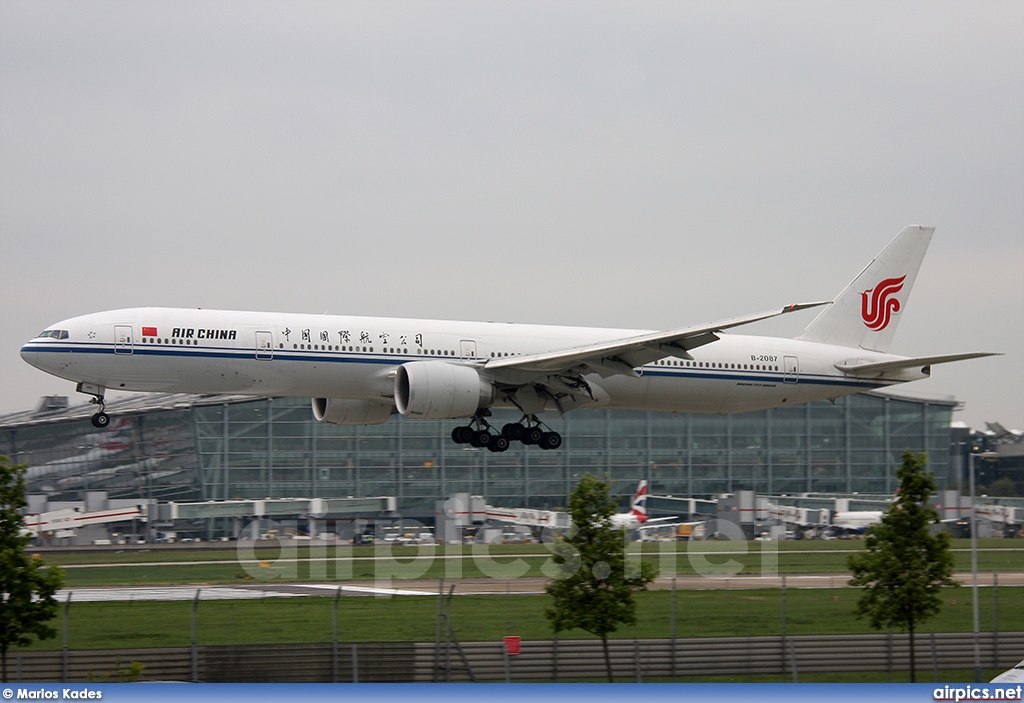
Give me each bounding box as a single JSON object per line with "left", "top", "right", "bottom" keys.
{"left": 984, "top": 477, "right": 1018, "bottom": 498}
{"left": 544, "top": 474, "right": 657, "bottom": 682}
{"left": 1, "top": 456, "right": 64, "bottom": 683}
{"left": 847, "top": 450, "right": 957, "bottom": 682}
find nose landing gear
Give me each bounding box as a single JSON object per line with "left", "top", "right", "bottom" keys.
{"left": 91, "top": 409, "right": 110, "bottom": 428}
{"left": 76, "top": 382, "right": 110, "bottom": 428}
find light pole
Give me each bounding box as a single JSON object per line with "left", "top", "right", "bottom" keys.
{"left": 969, "top": 450, "right": 999, "bottom": 682}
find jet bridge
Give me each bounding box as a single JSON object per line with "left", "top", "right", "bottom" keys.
{"left": 24, "top": 504, "right": 147, "bottom": 536}
{"left": 160, "top": 496, "right": 396, "bottom": 521}
{"left": 435, "top": 493, "right": 570, "bottom": 544}
{"left": 156, "top": 496, "right": 397, "bottom": 539}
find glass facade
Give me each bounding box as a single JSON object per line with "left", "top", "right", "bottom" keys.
{"left": 0, "top": 391, "right": 956, "bottom": 518}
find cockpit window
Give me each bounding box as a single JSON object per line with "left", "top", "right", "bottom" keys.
{"left": 37, "top": 330, "right": 69, "bottom": 339}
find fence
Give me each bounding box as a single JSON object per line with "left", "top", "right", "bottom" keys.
{"left": 8, "top": 631, "right": 1023, "bottom": 682}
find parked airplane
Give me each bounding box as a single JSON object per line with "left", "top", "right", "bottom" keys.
{"left": 609, "top": 480, "right": 679, "bottom": 531}
{"left": 829, "top": 509, "right": 884, "bottom": 534}
{"left": 21, "top": 226, "right": 997, "bottom": 452}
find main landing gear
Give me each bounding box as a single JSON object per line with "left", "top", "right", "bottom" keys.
{"left": 450, "top": 414, "right": 562, "bottom": 453}
{"left": 76, "top": 382, "right": 110, "bottom": 428}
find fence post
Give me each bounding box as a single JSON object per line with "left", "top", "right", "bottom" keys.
{"left": 887, "top": 630, "right": 893, "bottom": 683}
{"left": 434, "top": 578, "right": 443, "bottom": 682}
{"left": 332, "top": 587, "right": 341, "bottom": 682}
{"left": 352, "top": 643, "right": 359, "bottom": 684}
{"left": 781, "top": 575, "right": 788, "bottom": 682}
{"left": 931, "top": 633, "right": 939, "bottom": 682}
{"left": 445, "top": 586, "right": 453, "bottom": 682}
{"left": 634, "top": 640, "right": 642, "bottom": 683}
{"left": 191, "top": 589, "right": 200, "bottom": 682}
{"left": 789, "top": 639, "right": 798, "bottom": 684}
{"left": 62, "top": 592, "right": 71, "bottom": 682}
{"left": 993, "top": 572, "right": 999, "bottom": 672}
{"left": 553, "top": 632, "right": 558, "bottom": 682}
{"left": 671, "top": 576, "right": 677, "bottom": 681}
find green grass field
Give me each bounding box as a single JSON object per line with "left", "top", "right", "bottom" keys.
{"left": 34, "top": 539, "right": 1024, "bottom": 588}
{"left": 21, "top": 583, "right": 1024, "bottom": 651}
{"left": 15, "top": 540, "right": 1020, "bottom": 683}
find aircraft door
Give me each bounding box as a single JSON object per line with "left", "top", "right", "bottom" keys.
{"left": 460, "top": 340, "right": 477, "bottom": 359}
{"left": 783, "top": 355, "right": 799, "bottom": 384}
{"left": 256, "top": 331, "right": 273, "bottom": 360}
{"left": 114, "top": 325, "right": 134, "bottom": 355}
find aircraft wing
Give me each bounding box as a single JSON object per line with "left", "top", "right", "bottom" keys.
{"left": 638, "top": 516, "right": 684, "bottom": 527}
{"left": 483, "top": 302, "right": 828, "bottom": 381}
{"left": 637, "top": 519, "right": 707, "bottom": 539}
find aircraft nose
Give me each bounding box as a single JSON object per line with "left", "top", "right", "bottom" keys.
{"left": 20, "top": 343, "right": 40, "bottom": 369}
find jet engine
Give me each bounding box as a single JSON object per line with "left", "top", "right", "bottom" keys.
{"left": 312, "top": 397, "right": 394, "bottom": 425}
{"left": 394, "top": 361, "right": 494, "bottom": 419}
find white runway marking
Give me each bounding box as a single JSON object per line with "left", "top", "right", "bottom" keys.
{"left": 55, "top": 586, "right": 304, "bottom": 602}
{"left": 54, "top": 583, "right": 440, "bottom": 602}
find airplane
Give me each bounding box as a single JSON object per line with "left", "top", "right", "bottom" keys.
{"left": 609, "top": 480, "right": 680, "bottom": 531}
{"left": 829, "top": 509, "right": 883, "bottom": 534}
{"left": 20, "top": 226, "right": 998, "bottom": 452}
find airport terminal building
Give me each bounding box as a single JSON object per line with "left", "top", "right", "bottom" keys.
{"left": 0, "top": 390, "right": 959, "bottom": 521}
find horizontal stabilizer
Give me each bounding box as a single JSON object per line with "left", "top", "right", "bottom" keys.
{"left": 836, "top": 352, "right": 1001, "bottom": 376}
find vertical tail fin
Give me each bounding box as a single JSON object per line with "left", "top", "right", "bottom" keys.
{"left": 631, "top": 480, "right": 649, "bottom": 524}
{"left": 798, "top": 225, "right": 933, "bottom": 352}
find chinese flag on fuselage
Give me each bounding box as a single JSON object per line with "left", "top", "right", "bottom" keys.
{"left": 142, "top": 327, "right": 158, "bottom": 337}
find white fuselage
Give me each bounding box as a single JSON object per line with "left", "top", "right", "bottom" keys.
{"left": 831, "top": 511, "right": 884, "bottom": 532}
{"left": 20, "top": 307, "right": 915, "bottom": 416}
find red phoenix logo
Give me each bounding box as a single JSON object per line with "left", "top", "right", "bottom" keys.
{"left": 860, "top": 275, "right": 906, "bottom": 330}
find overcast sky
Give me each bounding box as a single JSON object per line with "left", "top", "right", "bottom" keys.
{"left": 1, "top": 1, "right": 1021, "bottom": 431}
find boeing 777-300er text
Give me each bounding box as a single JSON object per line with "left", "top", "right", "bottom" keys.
{"left": 21, "top": 226, "right": 998, "bottom": 452}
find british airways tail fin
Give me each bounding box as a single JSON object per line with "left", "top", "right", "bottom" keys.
{"left": 631, "top": 480, "right": 649, "bottom": 524}
{"left": 798, "top": 225, "right": 933, "bottom": 353}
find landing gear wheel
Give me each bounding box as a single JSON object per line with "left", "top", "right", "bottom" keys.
{"left": 91, "top": 412, "right": 110, "bottom": 429}
{"left": 488, "top": 435, "right": 510, "bottom": 453}
{"left": 452, "top": 426, "right": 474, "bottom": 444}
{"left": 522, "top": 426, "right": 544, "bottom": 445}
{"left": 539, "top": 431, "right": 562, "bottom": 450}
{"left": 502, "top": 423, "right": 525, "bottom": 441}
{"left": 470, "top": 429, "right": 493, "bottom": 448}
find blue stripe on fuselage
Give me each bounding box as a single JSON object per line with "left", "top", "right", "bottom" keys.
{"left": 23, "top": 341, "right": 891, "bottom": 391}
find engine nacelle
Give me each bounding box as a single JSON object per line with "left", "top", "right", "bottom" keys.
{"left": 394, "top": 361, "right": 494, "bottom": 419}
{"left": 312, "top": 397, "right": 394, "bottom": 425}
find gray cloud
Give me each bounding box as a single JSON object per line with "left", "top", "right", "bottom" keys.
{"left": 2, "top": 0, "right": 1021, "bottom": 429}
